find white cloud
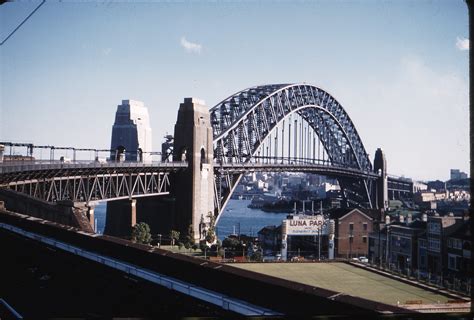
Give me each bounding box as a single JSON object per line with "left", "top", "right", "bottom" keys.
{"left": 456, "top": 36, "right": 469, "bottom": 51}
{"left": 102, "top": 47, "right": 112, "bottom": 56}
{"left": 180, "top": 37, "right": 202, "bottom": 54}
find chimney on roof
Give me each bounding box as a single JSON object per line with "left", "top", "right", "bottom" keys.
{"left": 385, "top": 215, "right": 390, "bottom": 225}
{"left": 422, "top": 213, "right": 428, "bottom": 222}
{"left": 407, "top": 213, "right": 412, "bottom": 224}
{"left": 399, "top": 215, "right": 404, "bottom": 223}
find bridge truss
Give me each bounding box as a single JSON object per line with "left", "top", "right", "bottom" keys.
{"left": 0, "top": 162, "right": 186, "bottom": 204}
{"left": 210, "top": 83, "right": 376, "bottom": 217}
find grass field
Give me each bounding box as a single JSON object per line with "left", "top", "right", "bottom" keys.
{"left": 230, "top": 262, "right": 451, "bottom": 306}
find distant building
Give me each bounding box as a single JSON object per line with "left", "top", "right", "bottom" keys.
{"left": 427, "top": 180, "right": 446, "bottom": 192}
{"left": 414, "top": 191, "right": 447, "bottom": 203}
{"left": 420, "top": 213, "right": 465, "bottom": 276}
{"left": 450, "top": 169, "right": 468, "bottom": 181}
{"left": 110, "top": 100, "right": 152, "bottom": 162}
{"left": 387, "top": 219, "right": 426, "bottom": 271}
{"left": 258, "top": 225, "right": 282, "bottom": 254}
{"left": 314, "top": 182, "right": 340, "bottom": 199}
{"left": 445, "top": 221, "right": 471, "bottom": 282}
{"left": 412, "top": 181, "right": 428, "bottom": 193}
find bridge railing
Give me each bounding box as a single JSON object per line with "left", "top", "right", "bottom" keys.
{"left": 0, "top": 160, "right": 188, "bottom": 174}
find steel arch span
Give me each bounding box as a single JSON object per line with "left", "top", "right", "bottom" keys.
{"left": 210, "top": 83, "right": 375, "bottom": 218}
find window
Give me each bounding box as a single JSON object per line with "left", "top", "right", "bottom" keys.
{"left": 363, "top": 236, "right": 367, "bottom": 243}
{"left": 419, "top": 239, "right": 427, "bottom": 248}
{"left": 420, "top": 255, "right": 426, "bottom": 267}
{"left": 349, "top": 237, "right": 353, "bottom": 243}
{"left": 454, "top": 239, "right": 462, "bottom": 250}
{"left": 428, "top": 239, "right": 440, "bottom": 252}
{"left": 428, "top": 222, "right": 440, "bottom": 235}
{"left": 349, "top": 223, "right": 354, "bottom": 232}
{"left": 448, "top": 254, "right": 459, "bottom": 271}
{"left": 363, "top": 223, "right": 368, "bottom": 231}
{"left": 447, "top": 238, "right": 462, "bottom": 249}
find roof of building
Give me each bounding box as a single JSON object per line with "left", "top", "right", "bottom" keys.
{"left": 446, "top": 219, "right": 470, "bottom": 240}
{"left": 327, "top": 208, "right": 375, "bottom": 221}
{"left": 257, "top": 225, "right": 282, "bottom": 235}
{"left": 379, "top": 219, "right": 427, "bottom": 234}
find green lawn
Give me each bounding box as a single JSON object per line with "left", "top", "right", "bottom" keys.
{"left": 230, "top": 262, "right": 451, "bottom": 306}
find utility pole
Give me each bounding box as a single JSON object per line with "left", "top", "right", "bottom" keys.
{"left": 386, "top": 225, "right": 390, "bottom": 269}
{"left": 318, "top": 226, "right": 321, "bottom": 261}
{"left": 349, "top": 228, "right": 353, "bottom": 259}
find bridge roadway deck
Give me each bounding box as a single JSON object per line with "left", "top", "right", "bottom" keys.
{"left": 0, "top": 160, "right": 379, "bottom": 179}
{"left": 0, "top": 161, "right": 187, "bottom": 185}
{"left": 218, "top": 162, "right": 379, "bottom": 179}
{"left": 0, "top": 209, "right": 414, "bottom": 316}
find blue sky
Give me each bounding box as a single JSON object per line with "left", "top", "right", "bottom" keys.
{"left": 0, "top": 1, "right": 469, "bottom": 181}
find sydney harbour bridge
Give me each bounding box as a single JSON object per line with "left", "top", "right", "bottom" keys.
{"left": 0, "top": 83, "right": 411, "bottom": 240}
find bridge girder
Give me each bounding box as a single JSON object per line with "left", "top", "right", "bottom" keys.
{"left": 0, "top": 162, "right": 185, "bottom": 203}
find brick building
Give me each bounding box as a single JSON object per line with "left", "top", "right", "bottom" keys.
{"left": 329, "top": 208, "right": 375, "bottom": 258}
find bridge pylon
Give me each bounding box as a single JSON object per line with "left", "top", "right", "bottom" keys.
{"left": 374, "top": 148, "right": 388, "bottom": 211}
{"left": 172, "top": 98, "right": 214, "bottom": 243}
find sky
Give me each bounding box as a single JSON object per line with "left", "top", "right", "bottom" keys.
{"left": 0, "top": 0, "right": 469, "bottom": 181}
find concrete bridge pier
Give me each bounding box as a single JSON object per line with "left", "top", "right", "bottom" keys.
{"left": 105, "top": 199, "right": 137, "bottom": 238}
{"left": 172, "top": 98, "right": 214, "bottom": 243}
{"left": 86, "top": 205, "right": 95, "bottom": 232}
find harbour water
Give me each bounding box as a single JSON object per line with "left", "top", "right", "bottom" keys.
{"left": 94, "top": 199, "right": 288, "bottom": 241}
{"left": 215, "top": 199, "right": 288, "bottom": 241}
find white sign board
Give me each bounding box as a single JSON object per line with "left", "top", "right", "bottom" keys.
{"left": 284, "top": 215, "right": 328, "bottom": 235}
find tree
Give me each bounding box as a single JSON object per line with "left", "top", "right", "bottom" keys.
{"left": 199, "top": 241, "right": 209, "bottom": 252}
{"left": 132, "top": 222, "right": 152, "bottom": 245}
{"left": 250, "top": 250, "right": 263, "bottom": 262}
{"left": 222, "top": 237, "right": 240, "bottom": 249}
{"left": 170, "top": 230, "right": 180, "bottom": 246}
{"left": 184, "top": 224, "right": 194, "bottom": 248}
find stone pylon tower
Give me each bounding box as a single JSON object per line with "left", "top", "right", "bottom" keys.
{"left": 172, "top": 98, "right": 214, "bottom": 242}
{"left": 110, "top": 100, "right": 152, "bottom": 162}
{"left": 374, "top": 148, "right": 388, "bottom": 210}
